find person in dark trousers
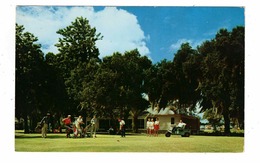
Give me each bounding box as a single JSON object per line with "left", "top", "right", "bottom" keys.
{"left": 118, "top": 118, "right": 125, "bottom": 137}
{"left": 62, "top": 115, "right": 72, "bottom": 138}
{"left": 40, "top": 113, "right": 51, "bottom": 138}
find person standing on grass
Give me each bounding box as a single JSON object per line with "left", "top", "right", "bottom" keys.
{"left": 118, "top": 118, "right": 126, "bottom": 137}
{"left": 150, "top": 118, "right": 155, "bottom": 136}
{"left": 40, "top": 113, "right": 51, "bottom": 138}
{"left": 146, "top": 118, "right": 151, "bottom": 136}
{"left": 76, "top": 115, "right": 84, "bottom": 137}
{"left": 154, "top": 117, "right": 160, "bottom": 137}
{"left": 62, "top": 115, "right": 72, "bottom": 138}
{"left": 90, "top": 115, "right": 97, "bottom": 138}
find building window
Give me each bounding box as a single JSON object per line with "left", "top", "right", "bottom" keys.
{"left": 138, "top": 119, "right": 144, "bottom": 129}
{"left": 171, "top": 117, "right": 175, "bottom": 124}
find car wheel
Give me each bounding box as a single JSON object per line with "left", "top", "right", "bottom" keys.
{"left": 165, "top": 132, "right": 171, "bottom": 137}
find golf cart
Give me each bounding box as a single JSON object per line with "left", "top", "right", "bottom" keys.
{"left": 165, "top": 125, "right": 191, "bottom": 137}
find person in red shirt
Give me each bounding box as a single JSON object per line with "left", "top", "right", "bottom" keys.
{"left": 62, "top": 115, "right": 72, "bottom": 138}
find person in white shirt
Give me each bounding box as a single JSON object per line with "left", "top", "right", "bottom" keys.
{"left": 146, "top": 118, "right": 151, "bottom": 136}
{"left": 177, "top": 120, "right": 186, "bottom": 128}
{"left": 173, "top": 120, "right": 186, "bottom": 132}
{"left": 76, "top": 115, "right": 84, "bottom": 137}
{"left": 118, "top": 118, "right": 126, "bottom": 137}
{"left": 150, "top": 118, "right": 155, "bottom": 136}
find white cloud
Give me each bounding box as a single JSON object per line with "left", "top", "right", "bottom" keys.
{"left": 170, "top": 39, "right": 192, "bottom": 52}
{"left": 16, "top": 6, "right": 150, "bottom": 58}
{"left": 89, "top": 7, "right": 150, "bottom": 57}
{"left": 169, "top": 38, "right": 204, "bottom": 53}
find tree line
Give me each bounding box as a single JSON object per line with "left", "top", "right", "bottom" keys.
{"left": 16, "top": 17, "right": 244, "bottom": 135}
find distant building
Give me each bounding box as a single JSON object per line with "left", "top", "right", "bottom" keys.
{"left": 84, "top": 104, "right": 200, "bottom": 134}
{"left": 139, "top": 113, "right": 200, "bottom": 133}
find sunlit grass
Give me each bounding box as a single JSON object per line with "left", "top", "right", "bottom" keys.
{"left": 15, "top": 131, "right": 244, "bottom": 152}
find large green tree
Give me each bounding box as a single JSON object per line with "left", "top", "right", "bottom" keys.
{"left": 144, "top": 60, "right": 176, "bottom": 111}
{"left": 43, "top": 52, "right": 70, "bottom": 114}
{"left": 123, "top": 50, "right": 151, "bottom": 132}
{"left": 16, "top": 24, "right": 45, "bottom": 133}
{"left": 83, "top": 49, "right": 151, "bottom": 132}
{"left": 172, "top": 43, "right": 201, "bottom": 114}
{"left": 16, "top": 17, "right": 244, "bottom": 136}
{"left": 198, "top": 26, "right": 244, "bottom": 134}
{"left": 54, "top": 17, "right": 103, "bottom": 114}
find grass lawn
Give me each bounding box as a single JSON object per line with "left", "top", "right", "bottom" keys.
{"left": 15, "top": 131, "right": 244, "bottom": 152}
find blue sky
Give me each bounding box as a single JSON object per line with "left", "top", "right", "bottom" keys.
{"left": 119, "top": 7, "right": 244, "bottom": 62}
{"left": 16, "top": 6, "right": 244, "bottom": 63}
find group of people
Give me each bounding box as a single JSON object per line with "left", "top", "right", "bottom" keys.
{"left": 40, "top": 113, "right": 98, "bottom": 138}
{"left": 62, "top": 115, "right": 98, "bottom": 138}
{"left": 40, "top": 113, "right": 125, "bottom": 139}
{"left": 41, "top": 113, "right": 187, "bottom": 139}
{"left": 146, "top": 117, "right": 160, "bottom": 137}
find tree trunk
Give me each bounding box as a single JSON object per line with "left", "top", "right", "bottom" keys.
{"left": 223, "top": 107, "right": 231, "bottom": 135}
{"left": 132, "top": 114, "right": 138, "bottom": 133}
{"left": 23, "top": 115, "right": 29, "bottom": 133}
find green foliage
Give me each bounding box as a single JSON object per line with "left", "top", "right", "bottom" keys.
{"left": 203, "top": 108, "right": 223, "bottom": 131}
{"left": 16, "top": 24, "right": 45, "bottom": 133}
{"left": 55, "top": 16, "right": 102, "bottom": 64}
{"left": 197, "top": 26, "right": 244, "bottom": 134}
{"left": 82, "top": 50, "right": 152, "bottom": 128}
{"left": 144, "top": 60, "right": 175, "bottom": 110}
{"left": 54, "top": 17, "right": 103, "bottom": 112}
{"left": 172, "top": 43, "right": 201, "bottom": 111}
{"left": 15, "top": 17, "right": 244, "bottom": 135}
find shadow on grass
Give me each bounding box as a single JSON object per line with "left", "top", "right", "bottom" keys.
{"left": 15, "top": 133, "right": 69, "bottom": 139}
{"left": 15, "top": 133, "right": 140, "bottom": 139}
{"left": 14, "top": 133, "right": 104, "bottom": 139}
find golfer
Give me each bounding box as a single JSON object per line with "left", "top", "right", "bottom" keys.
{"left": 118, "top": 118, "right": 125, "bottom": 137}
